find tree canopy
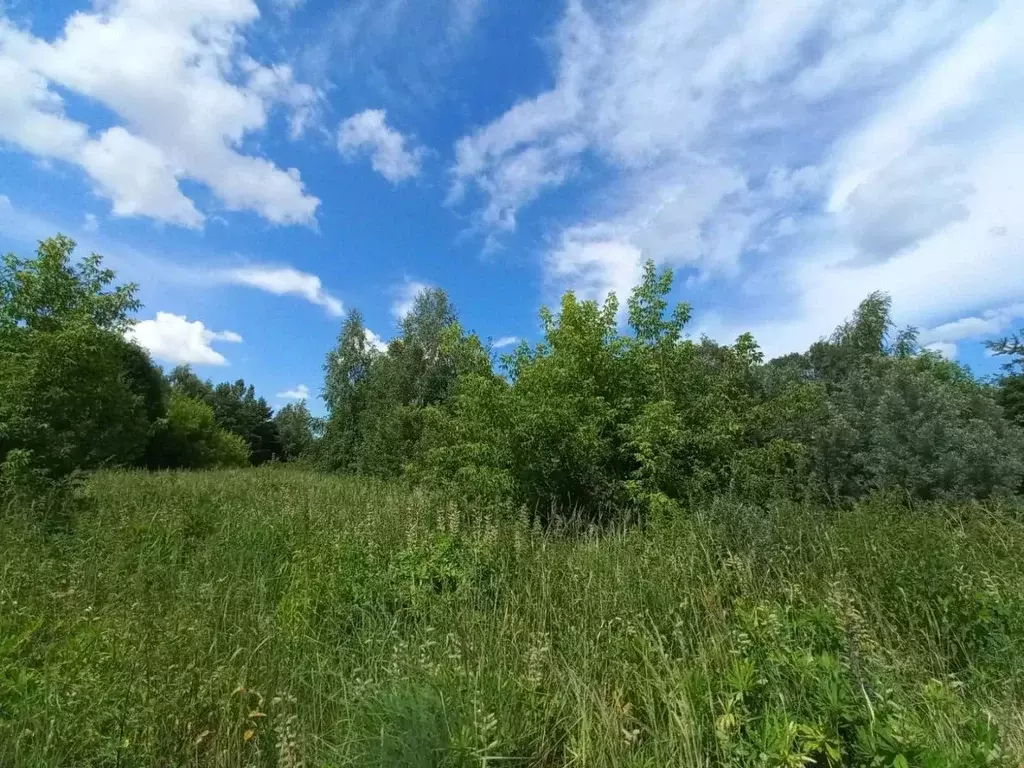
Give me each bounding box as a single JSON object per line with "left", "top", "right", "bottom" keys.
{"left": 3, "top": 235, "right": 1023, "bottom": 519}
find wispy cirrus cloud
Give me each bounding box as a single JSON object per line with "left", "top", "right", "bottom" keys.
{"left": 492, "top": 335, "right": 520, "bottom": 349}
{"left": 452, "top": 0, "right": 1024, "bottom": 357}
{"left": 215, "top": 266, "right": 344, "bottom": 317}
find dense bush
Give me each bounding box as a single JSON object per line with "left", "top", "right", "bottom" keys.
{"left": 320, "top": 262, "right": 1024, "bottom": 519}
{"left": 0, "top": 236, "right": 153, "bottom": 493}
{"left": 1, "top": 236, "right": 289, "bottom": 495}
{"left": 145, "top": 393, "right": 251, "bottom": 469}
{"left": 167, "top": 366, "right": 283, "bottom": 465}
{"left": 274, "top": 401, "right": 317, "bottom": 462}
{"left": 3, "top": 235, "right": 1023, "bottom": 519}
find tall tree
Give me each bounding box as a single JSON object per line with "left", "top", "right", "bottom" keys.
{"left": 987, "top": 330, "right": 1024, "bottom": 428}
{"left": 1, "top": 236, "right": 152, "bottom": 488}
{"left": 320, "top": 310, "right": 377, "bottom": 471}
{"left": 275, "top": 401, "right": 316, "bottom": 461}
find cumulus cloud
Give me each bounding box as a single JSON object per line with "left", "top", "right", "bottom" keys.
{"left": 338, "top": 109, "right": 422, "bottom": 183}
{"left": 129, "top": 312, "right": 242, "bottom": 366}
{"left": 277, "top": 384, "right": 310, "bottom": 400}
{"left": 364, "top": 328, "right": 389, "bottom": 352}
{"left": 0, "top": 0, "right": 320, "bottom": 227}
{"left": 451, "top": 0, "right": 1024, "bottom": 355}
{"left": 217, "top": 266, "right": 344, "bottom": 317}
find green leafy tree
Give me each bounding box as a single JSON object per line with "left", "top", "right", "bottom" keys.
{"left": 776, "top": 295, "right": 1024, "bottom": 502}
{"left": 165, "top": 366, "right": 279, "bottom": 464}
{"left": 1, "top": 236, "right": 153, "bottom": 490}
{"left": 320, "top": 310, "right": 377, "bottom": 471}
{"left": 0, "top": 234, "right": 139, "bottom": 334}
{"left": 146, "top": 394, "right": 249, "bottom": 469}
{"left": 167, "top": 365, "right": 214, "bottom": 402}
{"left": 986, "top": 330, "right": 1024, "bottom": 428}
{"left": 206, "top": 381, "right": 281, "bottom": 465}
{"left": 319, "top": 290, "right": 491, "bottom": 477}
{"left": 275, "top": 401, "right": 316, "bottom": 461}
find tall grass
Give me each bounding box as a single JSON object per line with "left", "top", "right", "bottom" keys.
{"left": 2, "top": 469, "right": 1023, "bottom": 766}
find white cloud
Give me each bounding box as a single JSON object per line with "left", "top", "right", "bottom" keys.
{"left": 391, "top": 278, "right": 431, "bottom": 322}
{"left": 451, "top": 0, "right": 1024, "bottom": 356}
{"left": 338, "top": 109, "right": 422, "bottom": 183}
{"left": 364, "top": 328, "right": 389, "bottom": 352}
{"left": 0, "top": 0, "right": 320, "bottom": 227}
{"left": 217, "top": 266, "right": 344, "bottom": 317}
{"left": 79, "top": 127, "right": 203, "bottom": 227}
{"left": 82, "top": 213, "right": 98, "bottom": 232}
{"left": 924, "top": 341, "right": 958, "bottom": 359}
{"left": 919, "top": 303, "right": 1024, "bottom": 359}
{"left": 492, "top": 335, "right": 519, "bottom": 349}
{"left": 277, "top": 384, "right": 310, "bottom": 400}
{"left": 548, "top": 236, "right": 644, "bottom": 306}
{"left": 128, "top": 312, "right": 242, "bottom": 366}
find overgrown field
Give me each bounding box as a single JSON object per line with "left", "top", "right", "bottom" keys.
{"left": 2, "top": 470, "right": 1024, "bottom": 766}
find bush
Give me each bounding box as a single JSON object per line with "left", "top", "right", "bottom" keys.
{"left": 1, "top": 236, "right": 155, "bottom": 495}
{"left": 329, "top": 263, "right": 1024, "bottom": 523}
{"left": 0, "top": 325, "right": 151, "bottom": 485}
{"left": 146, "top": 394, "right": 250, "bottom": 469}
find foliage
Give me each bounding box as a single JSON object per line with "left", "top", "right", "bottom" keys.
{"left": 167, "top": 366, "right": 282, "bottom": 464}
{"left": 275, "top": 401, "right": 317, "bottom": 461}
{"left": 375, "top": 263, "right": 1023, "bottom": 519}
{"left": 771, "top": 301, "right": 1024, "bottom": 503}
{"left": 0, "top": 234, "right": 139, "bottom": 334}
{"left": 318, "top": 292, "right": 491, "bottom": 477}
{"left": 0, "top": 237, "right": 152, "bottom": 493}
{"left": 146, "top": 393, "right": 250, "bottom": 469}
{"left": 987, "top": 331, "right": 1024, "bottom": 429}
{"left": 2, "top": 470, "right": 1022, "bottom": 764}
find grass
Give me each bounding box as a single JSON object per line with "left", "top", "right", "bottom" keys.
{"left": 2, "top": 469, "right": 1024, "bottom": 766}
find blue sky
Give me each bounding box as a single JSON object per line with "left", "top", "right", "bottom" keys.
{"left": 1, "top": 0, "right": 1022, "bottom": 411}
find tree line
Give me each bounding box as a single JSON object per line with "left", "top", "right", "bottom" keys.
{"left": 312, "top": 261, "right": 1024, "bottom": 520}
{"left": 3, "top": 235, "right": 1024, "bottom": 518}
{"left": 0, "top": 236, "right": 314, "bottom": 499}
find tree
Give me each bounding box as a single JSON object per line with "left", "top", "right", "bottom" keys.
{"left": 167, "top": 365, "right": 214, "bottom": 402}
{"left": 772, "top": 295, "right": 1024, "bottom": 502}
{"left": 165, "top": 366, "right": 280, "bottom": 464}
{"left": 319, "top": 290, "right": 491, "bottom": 477}
{"left": 0, "top": 234, "right": 139, "bottom": 334}
{"left": 146, "top": 393, "right": 250, "bottom": 469}
{"left": 1, "top": 236, "right": 153, "bottom": 490}
{"left": 206, "top": 381, "right": 281, "bottom": 465}
{"left": 275, "top": 401, "right": 316, "bottom": 461}
{"left": 986, "top": 330, "right": 1024, "bottom": 428}
{"left": 320, "top": 310, "right": 377, "bottom": 471}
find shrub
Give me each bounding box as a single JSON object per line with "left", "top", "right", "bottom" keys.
{"left": 146, "top": 394, "right": 250, "bottom": 469}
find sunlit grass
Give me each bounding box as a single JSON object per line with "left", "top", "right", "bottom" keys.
{"left": 2, "top": 469, "right": 1023, "bottom": 766}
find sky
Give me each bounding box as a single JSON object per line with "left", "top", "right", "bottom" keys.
{"left": 1, "top": 0, "right": 1022, "bottom": 411}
